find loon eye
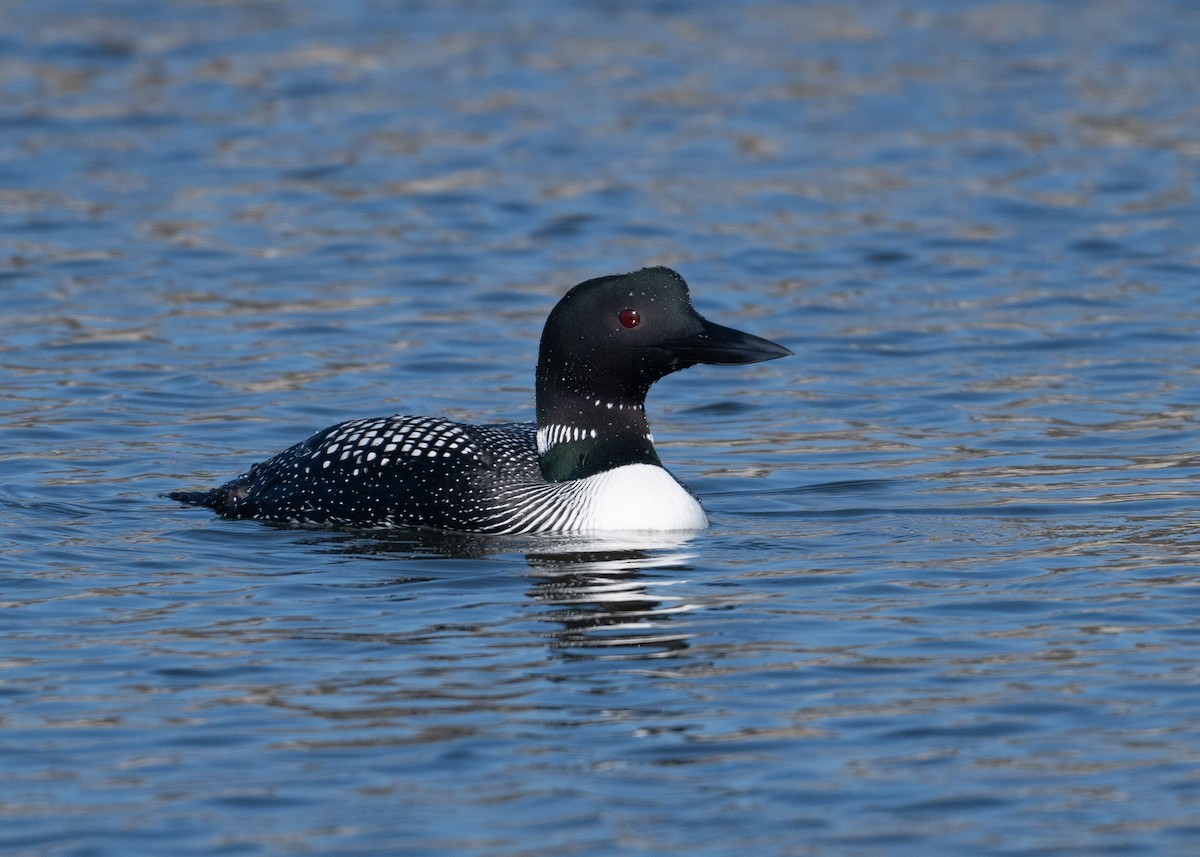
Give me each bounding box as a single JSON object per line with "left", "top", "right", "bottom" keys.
{"left": 618, "top": 308, "right": 641, "bottom": 329}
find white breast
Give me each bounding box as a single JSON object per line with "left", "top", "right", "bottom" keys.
{"left": 569, "top": 464, "right": 708, "bottom": 531}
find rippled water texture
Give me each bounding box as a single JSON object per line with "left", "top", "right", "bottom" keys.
{"left": 4, "top": 1, "right": 1200, "bottom": 854}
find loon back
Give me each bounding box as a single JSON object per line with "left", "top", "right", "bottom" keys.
{"left": 172, "top": 415, "right": 710, "bottom": 534}
{"left": 170, "top": 267, "right": 791, "bottom": 533}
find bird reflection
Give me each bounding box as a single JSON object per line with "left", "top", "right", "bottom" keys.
{"left": 524, "top": 537, "right": 700, "bottom": 659}
{"left": 304, "top": 526, "right": 701, "bottom": 659}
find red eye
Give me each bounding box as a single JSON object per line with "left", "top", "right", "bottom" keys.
{"left": 618, "top": 308, "right": 641, "bottom": 329}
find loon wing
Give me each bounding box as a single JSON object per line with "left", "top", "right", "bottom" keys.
{"left": 171, "top": 416, "right": 542, "bottom": 530}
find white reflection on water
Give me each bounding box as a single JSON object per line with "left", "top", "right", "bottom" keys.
{"left": 525, "top": 536, "right": 702, "bottom": 659}
{"left": 305, "top": 527, "right": 709, "bottom": 658}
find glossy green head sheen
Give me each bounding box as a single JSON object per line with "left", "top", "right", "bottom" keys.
{"left": 534, "top": 267, "right": 791, "bottom": 482}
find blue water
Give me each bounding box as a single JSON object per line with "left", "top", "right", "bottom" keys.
{"left": 5, "top": 1, "right": 1200, "bottom": 854}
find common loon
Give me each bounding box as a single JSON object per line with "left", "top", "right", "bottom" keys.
{"left": 170, "top": 267, "right": 791, "bottom": 533}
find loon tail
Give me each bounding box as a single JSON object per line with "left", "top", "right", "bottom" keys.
{"left": 167, "top": 489, "right": 221, "bottom": 508}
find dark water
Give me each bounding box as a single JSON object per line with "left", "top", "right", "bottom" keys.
{"left": 5, "top": 1, "right": 1200, "bottom": 854}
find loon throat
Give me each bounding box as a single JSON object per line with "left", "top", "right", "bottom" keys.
{"left": 168, "top": 266, "right": 791, "bottom": 534}
{"left": 535, "top": 394, "right": 662, "bottom": 483}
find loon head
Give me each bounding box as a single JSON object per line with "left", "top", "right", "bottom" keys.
{"left": 534, "top": 267, "right": 791, "bottom": 482}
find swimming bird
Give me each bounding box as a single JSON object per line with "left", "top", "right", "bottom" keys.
{"left": 170, "top": 267, "right": 790, "bottom": 533}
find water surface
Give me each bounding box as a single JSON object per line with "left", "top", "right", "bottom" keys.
{"left": 4, "top": 1, "right": 1200, "bottom": 854}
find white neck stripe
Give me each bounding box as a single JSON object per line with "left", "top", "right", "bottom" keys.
{"left": 536, "top": 423, "right": 599, "bottom": 455}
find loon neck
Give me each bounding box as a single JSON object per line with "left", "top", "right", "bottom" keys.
{"left": 535, "top": 390, "right": 662, "bottom": 482}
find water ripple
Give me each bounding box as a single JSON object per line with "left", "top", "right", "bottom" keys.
{"left": 5, "top": 1, "right": 1200, "bottom": 855}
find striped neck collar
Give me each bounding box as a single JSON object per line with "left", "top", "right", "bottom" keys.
{"left": 535, "top": 396, "right": 661, "bottom": 482}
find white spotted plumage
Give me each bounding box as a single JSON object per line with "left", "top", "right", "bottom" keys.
{"left": 192, "top": 414, "right": 706, "bottom": 534}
